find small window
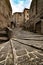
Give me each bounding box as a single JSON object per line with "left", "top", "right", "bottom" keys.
{"left": 27, "top": 11, "right": 29, "bottom": 13}
{"left": 40, "top": 16, "right": 43, "bottom": 19}
{"left": 27, "top": 15, "right": 29, "bottom": 17}
{"left": 20, "top": 14, "right": 21, "bottom": 16}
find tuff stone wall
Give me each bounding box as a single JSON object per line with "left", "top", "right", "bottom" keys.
{"left": 24, "top": 8, "right": 29, "bottom": 23}
{"left": 41, "top": 19, "right": 43, "bottom": 34}
{"left": 13, "top": 12, "right": 24, "bottom": 27}
{"left": 0, "top": 0, "right": 12, "bottom": 29}
{"left": 29, "top": 0, "right": 43, "bottom": 34}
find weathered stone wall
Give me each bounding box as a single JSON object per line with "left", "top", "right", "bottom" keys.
{"left": 23, "top": 8, "right": 29, "bottom": 30}
{"left": 37, "top": 0, "right": 43, "bottom": 14}
{"left": 29, "top": 0, "right": 43, "bottom": 34}
{"left": 41, "top": 19, "right": 43, "bottom": 34}
{"left": 29, "top": 0, "right": 36, "bottom": 19}
{"left": 0, "top": 0, "right": 12, "bottom": 29}
{"left": 18, "top": 13, "right": 24, "bottom": 27}
{"left": 13, "top": 12, "right": 24, "bottom": 27}
{"left": 24, "top": 8, "right": 29, "bottom": 22}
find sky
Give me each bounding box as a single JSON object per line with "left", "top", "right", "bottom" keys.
{"left": 10, "top": 0, "right": 32, "bottom": 13}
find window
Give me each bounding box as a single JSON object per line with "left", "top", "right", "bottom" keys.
{"left": 20, "top": 14, "right": 21, "bottom": 16}
{"left": 40, "top": 16, "right": 43, "bottom": 19}
{"left": 27, "top": 15, "right": 29, "bottom": 18}
{"left": 27, "top": 11, "right": 29, "bottom": 13}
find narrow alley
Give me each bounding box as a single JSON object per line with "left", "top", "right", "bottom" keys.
{"left": 0, "top": 0, "right": 43, "bottom": 65}
{"left": 0, "top": 28, "right": 43, "bottom": 65}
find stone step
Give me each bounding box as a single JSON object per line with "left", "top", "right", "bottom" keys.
{"left": 0, "top": 37, "right": 9, "bottom": 43}
{"left": 0, "top": 33, "right": 8, "bottom": 37}
{"left": 0, "top": 36, "right": 9, "bottom": 40}
{"left": 0, "top": 28, "right": 9, "bottom": 43}
{"left": 0, "top": 30, "right": 7, "bottom": 34}
{"left": 0, "top": 29, "right": 8, "bottom": 37}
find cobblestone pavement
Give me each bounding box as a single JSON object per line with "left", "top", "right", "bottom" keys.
{"left": 0, "top": 28, "right": 43, "bottom": 65}
{"left": 12, "top": 28, "right": 43, "bottom": 50}
{"left": 11, "top": 39, "right": 43, "bottom": 65}
{"left": 0, "top": 41, "right": 14, "bottom": 65}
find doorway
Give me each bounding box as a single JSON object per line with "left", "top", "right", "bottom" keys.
{"left": 35, "top": 21, "right": 41, "bottom": 33}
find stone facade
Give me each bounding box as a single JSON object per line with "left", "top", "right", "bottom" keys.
{"left": 0, "top": 0, "right": 12, "bottom": 29}
{"left": 24, "top": 8, "right": 29, "bottom": 23}
{"left": 29, "top": 0, "right": 43, "bottom": 34}
{"left": 23, "top": 8, "right": 29, "bottom": 30}
{"left": 13, "top": 12, "right": 24, "bottom": 27}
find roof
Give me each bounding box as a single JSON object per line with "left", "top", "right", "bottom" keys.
{"left": 13, "top": 12, "right": 23, "bottom": 15}
{"left": 24, "top": 8, "right": 29, "bottom": 10}
{"left": 23, "top": 8, "right": 29, "bottom": 12}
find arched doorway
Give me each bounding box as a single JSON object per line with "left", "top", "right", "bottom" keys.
{"left": 11, "top": 22, "right": 14, "bottom": 28}
{"left": 35, "top": 21, "right": 41, "bottom": 33}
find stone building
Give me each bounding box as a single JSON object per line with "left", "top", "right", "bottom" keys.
{"left": 0, "top": 0, "right": 12, "bottom": 29}
{"left": 24, "top": 8, "right": 29, "bottom": 23}
{"left": 29, "top": 0, "right": 43, "bottom": 34}
{"left": 23, "top": 8, "right": 29, "bottom": 29}
{"left": 13, "top": 12, "right": 24, "bottom": 27}
{"left": 0, "top": 0, "right": 12, "bottom": 43}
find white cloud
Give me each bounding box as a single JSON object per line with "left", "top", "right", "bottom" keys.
{"left": 10, "top": 0, "right": 32, "bottom": 13}
{"left": 25, "top": 0, "right": 32, "bottom": 8}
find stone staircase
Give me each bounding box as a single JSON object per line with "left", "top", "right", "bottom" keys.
{"left": 0, "top": 28, "right": 9, "bottom": 43}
